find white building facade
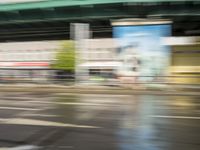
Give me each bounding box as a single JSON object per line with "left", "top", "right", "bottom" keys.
{"left": 78, "top": 38, "right": 121, "bottom": 81}
{"left": 0, "top": 41, "right": 60, "bottom": 81}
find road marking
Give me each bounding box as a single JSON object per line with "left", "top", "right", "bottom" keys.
{"left": 0, "top": 118, "right": 101, "bottom": 128}
{"left": 80, "top": 94, "right": 131, "bottom": 97}
{"left": 26, "top": 100, "right": 111, "bottom": 106}
{"left": 0, "top": 106, "right": 41, "bottom": 111}
{"left": 20, "top": 113, "right": 59, "bottom": 117}
{"left": 150, "top": 115, "right": 200, "bottom": 120}
{"left": 0, "top": 145, "right": 39, "bottom": 150}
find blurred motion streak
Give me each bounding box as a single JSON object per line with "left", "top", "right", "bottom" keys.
{"left": 0, "top": 1, "right": 199, "bottom": 150}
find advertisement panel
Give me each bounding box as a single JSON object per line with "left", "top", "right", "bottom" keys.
{"left": 113, "top": 19, "right": 171, "bottom": 82}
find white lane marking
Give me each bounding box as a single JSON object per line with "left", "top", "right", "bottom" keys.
{"left": 20, "top": 113, "right": 59, "bottom": 117}
{"left": 0, "top": 100, "right": 47, "bottom": 107}
{"left": 0, "top": 106, "right": 41, "bottom": 111}
{"left": 0, "top": 118, "right": 101, "bottom": 128}
{"left": 0, "top": 145, "right": 39, "bottom": 150}
{"left": 79, "top": 94, "right": 131, "bottom": 97}
{"left": 26, "top": 100, "right": 111, "bottom": 106}
{"left": 0, "top": 118, "right": 7, "bottom": 122}
{"left": 150, "top": 115, "right": 200, "bottom": 120}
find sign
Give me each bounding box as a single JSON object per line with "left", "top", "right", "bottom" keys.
{"left": 113, "top": 19, "right": 171, "bottom": 82}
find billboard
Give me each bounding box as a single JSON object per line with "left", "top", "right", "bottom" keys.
{"left": 113, "top": 20, "right": 171, "bottom": 82}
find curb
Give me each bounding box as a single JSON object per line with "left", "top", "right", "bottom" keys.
{"left": 0, "top": 85, "right": 199, "bottom": 96}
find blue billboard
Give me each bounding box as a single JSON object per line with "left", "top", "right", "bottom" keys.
{"left": 113, "top": 24, "right": 171, "bottom": 82}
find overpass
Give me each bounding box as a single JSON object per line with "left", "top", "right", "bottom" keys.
{"left": 0, "top": 0, "right": 200, "bottom": 41}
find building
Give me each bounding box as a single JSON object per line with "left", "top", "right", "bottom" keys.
{"left": 79, "top": 38, "right": 120, "bottom": 81}
{"left": 0, "top": 41, "right": 61, "bottom": 82}
{"left": 165, "top": 37, "right": 200, "bottom": 84}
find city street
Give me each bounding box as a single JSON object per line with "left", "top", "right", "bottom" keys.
{"left": 0, "top": 92, "right": 199, "bottom": 150}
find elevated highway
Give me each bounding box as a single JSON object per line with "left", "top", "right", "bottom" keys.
{"left": 0, "top": 0, "right": 199, "bottom": 41}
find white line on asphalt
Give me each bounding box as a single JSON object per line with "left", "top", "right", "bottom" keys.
{"left": 79, "top": 94, "right": 131, "bottom": 97}
{"left": 150, "top": 115, "right": 200, "bottom": 120}
{"left": 0, "top": 145, "right": 38, "bottom": 150}
{"left": 0, "top": 145, "right": 39, "bottom": 150}
{"left": 0, "top": 106, "right": 41, "bottom": 111}
{"left": 54, "top": 93, "right": 131, "bottom": 97}
{"left": 0, "top": 118, "right": 101, "bottom": 128}
{"left": 26, "top": 100, "right": 110, "bottom": 106}
{"left": 20, "top": 113, "right": 59, "bottom": 117}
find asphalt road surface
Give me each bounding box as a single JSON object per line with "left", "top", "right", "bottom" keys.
{"left": 0, "top": 92, "right": 199, "bottom": 150}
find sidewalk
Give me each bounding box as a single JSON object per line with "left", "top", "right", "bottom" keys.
{"left": 0, "top": 83, "right": 199, "bottom": 96}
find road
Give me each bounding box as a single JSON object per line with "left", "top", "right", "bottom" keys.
{"left": 0, "top": 91, "right": 199, "bottom": 150}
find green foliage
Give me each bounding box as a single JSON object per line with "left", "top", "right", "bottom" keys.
{"left": 51, "top": 40, "right": 75, "bottom": 72}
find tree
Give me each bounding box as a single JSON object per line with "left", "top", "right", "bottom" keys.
{"left": 51, "top": 40, "right": 75, "bottom": 73}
